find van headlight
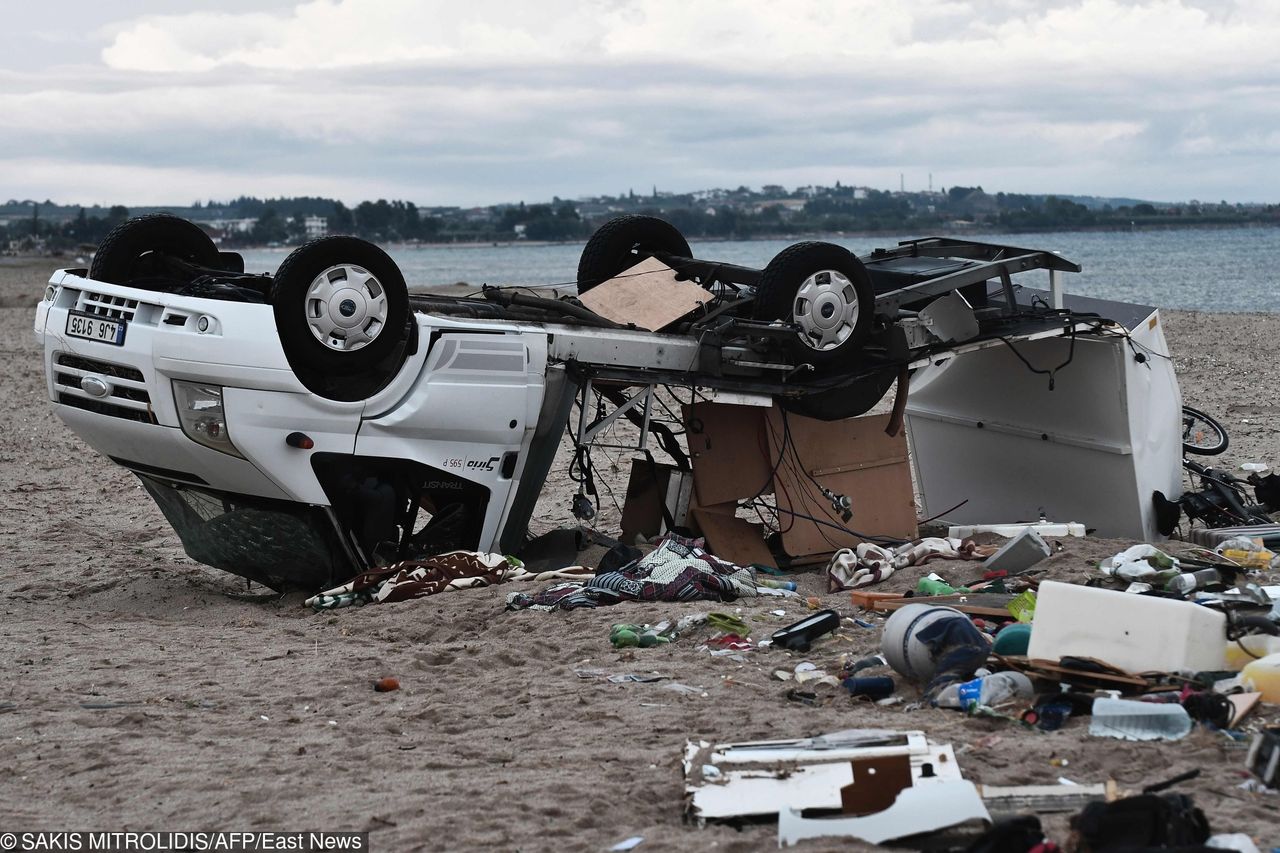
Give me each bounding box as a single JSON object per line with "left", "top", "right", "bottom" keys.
{"left": 172, "top": 380, "right": 243, "bottom": 458}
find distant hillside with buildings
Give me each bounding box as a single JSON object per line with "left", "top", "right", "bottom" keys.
{"left": 4, "top": 183, "right": 1277, "bottom": 254}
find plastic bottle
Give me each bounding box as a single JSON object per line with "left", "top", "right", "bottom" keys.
{"left": 1165, "top": 568, "right": 1222, "bottom": 595}
{"left": 842, "top": 676, "right": 896, "bottom": 699}
{"left": 1088, "top": 697, "right": 1193, "bottom": 741}
{"left": 759, "top": 578, "right": 798, "bottom": 591}
{"left": 1225, "top": 636, "right": 1280, "bottom": 671}
{"left": 1241, "top": 652, "right": 1280, "bottom": 702}
{"left": 934, "top": 671, "right": 1033, "bottom": 710}
{"left": 917, "top": 576, "right": 969, "bottom": 596}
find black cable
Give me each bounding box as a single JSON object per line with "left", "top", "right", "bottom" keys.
{"left": 919, "top": 498, "right": 971, "bottom": 526}
{"left": 741, "top": 499, "right": 906, "bottom": 546}
{"left": 996, "top": 322, "right": 1077, "bottom": 391}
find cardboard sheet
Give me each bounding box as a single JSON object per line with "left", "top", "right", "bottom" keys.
{"left": 578, "top": 256, "right": 713, "bottom": 330}
{"left": 688, "top": 501, "right": 775, "bottom": 568}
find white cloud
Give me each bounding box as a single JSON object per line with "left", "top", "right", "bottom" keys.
{"left": 0, "top": 0, "right": 1274, "bottom": 204}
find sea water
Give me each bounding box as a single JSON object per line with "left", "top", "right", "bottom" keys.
{"left": 240, "top": 225, "right": 1280, "bottom": 313}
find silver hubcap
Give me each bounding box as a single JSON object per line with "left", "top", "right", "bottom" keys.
{"left": 793, "top": 269, "right": 860, "bottom": 351}
{"left": 304, "top": 264, "right": 388, "bottom": 352}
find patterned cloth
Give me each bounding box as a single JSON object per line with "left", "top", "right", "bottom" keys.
{"left": 306, "top": 551, "right": 525, "bottom": 610}
{"left": 506, "top": 533, "right": 758, "bottom": 611}
{"left": 827, "top": 537, "right": 998, "bottom": 591}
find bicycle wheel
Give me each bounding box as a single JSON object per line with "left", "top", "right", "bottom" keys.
{"left": 1182, "top": 405, "right": 1229, "bottom": 455}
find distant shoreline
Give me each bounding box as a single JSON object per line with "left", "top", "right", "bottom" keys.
{"left": 222, "top": 218, "right": 1280, "bottom": 252}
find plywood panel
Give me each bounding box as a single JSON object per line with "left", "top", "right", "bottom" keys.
{"left": 767, "top": 410, "right": 917, "bottom": 558}
{"left": 684, "top": 402, "right": 773, "bottom": 508}
{"left": 578, "top": 256, "right": 713, "bottom": 330}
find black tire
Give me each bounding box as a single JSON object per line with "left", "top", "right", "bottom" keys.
{"left": 754, "top": 241, "right": 874, "bottom": 369}
{"left": 1182, "top": 405, "right": 1229, "bottom": 455}
{"left": 781, "top": 368, "right": 900, "bottom": 421}
{"left": 270, "top": 236, "right": 410, "bottom": 378}
{"left": 90, "top": 214, "right": 221, "bottom": 286}
{"left": 577, "top": 215, "right": 692, "bottom": 293}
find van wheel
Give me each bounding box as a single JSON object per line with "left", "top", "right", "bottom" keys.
{"left": 577, "top": 215, "right": 692, "bottom": 293}
{"left": 755, "top": 242, "right": 873, "bottom": 370}
{"left": 271, "top": 237, "right": 410, "bottom": 380}
{"left": 90, "top": 214, "right": 222, "bottom": 287}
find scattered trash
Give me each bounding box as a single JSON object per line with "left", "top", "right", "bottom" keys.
{"left": 684, "top": 730, "right": 965, "bottom": 825}
{"left": 663, "top": 682, "right": 706, "bottom": 696}
{"left": 976, "top": 780, "right": 1116, "bottom": 815}
{"left": 777, "top": 783, "right": 990, "bottom": 847}
{"left": 770, "top": 609, "right": 840, "bottom": 652}
{"left": 610, "top": 623, "right": 673, "bottom": 648}
{"left": 916, "top": 573, "right": 967, "bottom": 596}
{"left": 1241, "top": 652, "right": 1280, "bottom": 701}
{"left": 307, "top": 551, "right": 526, "bottom": 610}
{"left": 982, "top": 527, "right": 1052, "bottom": 573}
{"left": 1088, "top": 696, "right": 1193, "bottom": 742}
{"left": 1022, "top": 700, "right": 1075, "bottom": 731}
{"left": 605, "top": 673, "right": 668, "bottom": 684}
{"left": 1245, "top": 727, "right": 1280, "bottom": 788}
{"left": 992, "top": 622, "right": 1033, "bottom": 655}
{"left": 935, "top": 671, "right": 1033, "bottom": 712}
{"left": 842, "top": 676, "right": 895, "bottom": 699}
{"left": 1207, "top": 833, "right": 1261, "bottom": 853}
{"left": 1070, "top": 787, "right": 1209, "bottom": 850}
{"left": 704, "top": 633, "right": 751, "bottom": 651}
{"left": 1006, "top": 589, "right": 1037, "bottom": 623}
{"left": 373, "top": 677, "right": 400, "bottom": 693}
{"left": 880, "top": 603, "right": 991, "bottom": 701}
{"left": 608, "top": 836, "right": 644, "bottom": 851}
{"left": 706, "top": 612, "right": 750, "bottom": 635}
{"left": 507, "top": 533, "right": 758, "bottom": 611}
{"left": 758, "top": 578, "right": 797, "bottom": 591}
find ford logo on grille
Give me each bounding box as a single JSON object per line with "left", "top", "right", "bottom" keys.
{"left": 80, "top": 376, "right": 111, "bottom": 398}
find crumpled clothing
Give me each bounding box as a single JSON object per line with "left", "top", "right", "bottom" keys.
{"left": 306, "top": 551, "right": 525, "bottom": 610}
{"left": 506, "top": 533, "right": 757, "bottom": 611}
{"left": 827, "top": 537, "right": 997, "bottom": 591}
{"left": 917, "top": 615, "right": 993, "bottom": 704}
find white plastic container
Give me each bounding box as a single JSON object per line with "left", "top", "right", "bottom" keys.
{"left": 1089, "top": 697, "right": 1192, "bottom": 741}
{"left": 982, "top": 527, "right": 1052, "bottom": 573}
{"left": 1026, "top": 581, "right": 1227, "bottom": 673}
{"left": 1241, "top": 652, "right": 1280, "bottom": 703}
{"left": 1226, "top": 637, "right": 1280, "bottom": 672}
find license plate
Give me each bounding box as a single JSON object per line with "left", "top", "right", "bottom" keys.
{"left": 66, "top": 311, "right": 126, "bottom": 346}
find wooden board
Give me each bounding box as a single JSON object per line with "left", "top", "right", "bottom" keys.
{"left": 578, "top": 256, "right": 713, "bottom": 330}
{"left": 768, "top": 410, "right": 918, "bottom": 558}
{"left": 874, "top": 597, "right": 1017, "bottom": 619}
{"left": 689, "top": 501, "right": 776, "bottom": 568}
{"left": 684, "top": 401, "right": 773, "bottom": 509}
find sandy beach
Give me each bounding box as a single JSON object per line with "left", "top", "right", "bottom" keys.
{"left": 1, "top": 255, "right": 1278, "bottom": 850}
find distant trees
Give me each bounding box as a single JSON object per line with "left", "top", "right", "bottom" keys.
{"left": 497, "top": 202, "right": 589, "bottom": 241}
{"left": 4, "top": 185, "right": 1277, "bottom": 255}
{"left": 251, "top": 208, "right": 289, "bottom": 244}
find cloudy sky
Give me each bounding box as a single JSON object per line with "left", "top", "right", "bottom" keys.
{"left": 2, "top": 0, "right": 1277, "bottom": 206}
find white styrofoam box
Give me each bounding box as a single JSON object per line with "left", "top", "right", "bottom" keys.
{"left": 1026, "top": 581, "right": 1227, "bottom": 674}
